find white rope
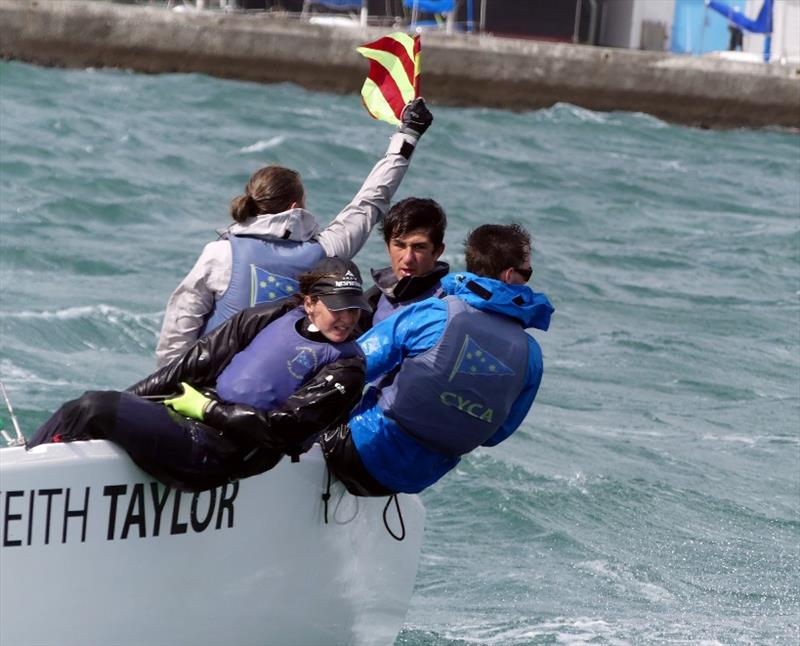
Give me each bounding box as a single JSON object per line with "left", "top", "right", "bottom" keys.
{"left": 0, "top": 381, "right": 26, "bottom": 447}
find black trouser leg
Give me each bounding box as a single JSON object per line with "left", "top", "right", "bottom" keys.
{"left": 319, "top": 424, "right": 394, "bottom": 497}
{"left": 108, "top": 392, "right": 241, "bottom": 491}
{"left": 28, "top": 391, "right": 240, "bottom": 492}
{"left": 27, "top": 390, "right": 120, "bottom": 448}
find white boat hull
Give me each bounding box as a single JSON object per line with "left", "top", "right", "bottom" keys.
{"left": 0, "top": 441, "right": 424, "bottom": 646}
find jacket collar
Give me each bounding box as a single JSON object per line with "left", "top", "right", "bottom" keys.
{"left": 220, "top": 208, "right": 320, "bottom": 243}
{"left": 370, "top": 261, "right": 450, "bottom": 302}
{"left": 440, "top": 272, "right": 554, "bottom": 331}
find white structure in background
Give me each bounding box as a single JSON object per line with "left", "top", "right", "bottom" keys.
{"left": 598, "top": 0, "right": 799, "bottom": 64}
{"left": 599, "top": 0, "right": 676, "bottom": 51}
{"left": 755, "top": 0, "right": 800, "bottom": 63}
{"left": 302, "top": 0, "right": 369, "bottom": 27}
{"left": 165, "top": 0, "right": 799, "bottom": 63}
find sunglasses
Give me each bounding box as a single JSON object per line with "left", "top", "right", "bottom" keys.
{"left": 513, "top": 266, "right": 533, "bottom": 282}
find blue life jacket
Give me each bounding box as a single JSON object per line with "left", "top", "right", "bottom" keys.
{"left": 202, "top": 234, "right": 326, "bottom": 335}
{"left": 372, "top": 283, "right": 442, "bottom": 326}
{"left": 378, "top": 296, "right": 528, "bottom": 457}
{"left": 215, "top": 307, "right": 361, "bottom": 411}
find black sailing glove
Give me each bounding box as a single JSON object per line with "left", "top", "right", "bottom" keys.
{"left": 397, "top": 97, "right": 433, "bottom": 138}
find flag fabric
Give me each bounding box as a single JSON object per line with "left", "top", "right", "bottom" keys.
{"left": 448, "top": 335, "right": 516, "bottom": 382}
{"left": 357, "top": 32, "right": 420, "bottom": 125}
{"left": 250, "top": 267, "right": 298, "bottom": 306}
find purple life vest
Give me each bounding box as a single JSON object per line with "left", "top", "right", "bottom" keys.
{"left": 378, "top": 297, "right": 528, "bottom": 456}
{"left": 202, "top": 234, "right": 325, "bottom": 335}
{"left": 215, "top": 307, "right": 361, "bottom": 411}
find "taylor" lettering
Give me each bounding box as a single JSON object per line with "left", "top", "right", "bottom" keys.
{"left": 0, "top": 481, "right": 238, "bottom": 547}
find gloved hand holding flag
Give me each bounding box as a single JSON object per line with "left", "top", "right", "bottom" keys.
{"left": 357, "top": 33, "right": 425, "bottom": 128}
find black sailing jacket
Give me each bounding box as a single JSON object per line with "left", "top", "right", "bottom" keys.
{"left": 128, "top": 297, "right": 366, "bottom": 467}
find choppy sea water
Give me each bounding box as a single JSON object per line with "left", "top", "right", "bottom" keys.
{"left": 1, "top": 59, "right": 798, "bottom": 644}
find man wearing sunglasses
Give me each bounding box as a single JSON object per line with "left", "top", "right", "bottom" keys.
{"left": 320, "top": 221, "right": 555, "bottom": 496}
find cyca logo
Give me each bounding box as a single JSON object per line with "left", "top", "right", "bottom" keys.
{"left": 439, "top": 391, "right": 494, "bottom": 423}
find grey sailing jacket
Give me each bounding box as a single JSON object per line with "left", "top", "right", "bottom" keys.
{"left": 156, "top": 131, "right": 419, "bottom": 367}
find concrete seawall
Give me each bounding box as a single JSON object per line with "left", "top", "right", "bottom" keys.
{"left": 2, "top": 0, "right": 799, "bottom": 130}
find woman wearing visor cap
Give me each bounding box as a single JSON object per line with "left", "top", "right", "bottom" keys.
{"left": 28, "top": 258, "right": 370, "bottom": 492}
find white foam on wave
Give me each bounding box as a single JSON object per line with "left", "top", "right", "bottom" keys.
{"left": 564, "top": 104, "right": 608, "bottom": 123}
{"left": 0, "top": 305, "right": 160, "bottom": 353}
{"left": 701, "top": 432, "right": 757, "bottom": 446}
{"left": 658, "top": 159, "right": 688, "bottom": 173}
{"left": 434, "top": 616, "right": 620, "bottom": 645}
{"left": 627, "top": 110, "right": 669, "bottom": 128}
{"left": 0, "top": 359, "right": 40, "bottom": 382}
{"left": 538, "top": 103, "right": 668, "bottom": 131}
{"left": 539, "top": 102, "right": 609, "bottom": 125}
{"left": 0, "top": 304, "right": 159, "bottom": 325}
{"left": 703, "top": 432, "right": 800, "bottom": 447}
{"left": 239, "top": 136, "right": 286, "bottom": 153}
{"left": 575, "top": 559, "right": 673, "bottom": 604}
{"left": 0, "top": 359, "right": 73, "bottom": 388}
{"left": 567, "top": 422, "right": 648, "bottom": 443}
{"left": 0, "top": 304, "right": 103, "bottom": 320}
{"left": 551, "top": 358, "right": 587, "bottom": 369}
{"left": 578, "top": 559, "right": 620, "bottom": 580}
{"left": 554, "top": 619, "right": 618, "bottom": 645}
{"left": 553, "top": 470, "right": 591, "bottom": 495}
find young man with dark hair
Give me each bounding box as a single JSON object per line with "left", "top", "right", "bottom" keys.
{"left": 320, "top": 220, "right": 554, "bottom": 495}
{"left": 359, "top": 197, "right": 449, "bottom": 330}
{"left": 464, "top": 223, "right": 533, "bottom": 284}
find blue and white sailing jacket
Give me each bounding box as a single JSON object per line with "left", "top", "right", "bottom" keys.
{"left": 349, "top": 272, "right": 554, "bottom": 493}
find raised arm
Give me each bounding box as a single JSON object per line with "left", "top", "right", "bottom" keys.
{"left": 317, "top": 98, "right": 433, "bottom": 259}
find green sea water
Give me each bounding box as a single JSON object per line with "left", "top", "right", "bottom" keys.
{"left": 1, "top": 59, "right": 799, "bottom": 644}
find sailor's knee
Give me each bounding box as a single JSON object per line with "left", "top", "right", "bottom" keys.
{"left": 67, "top": 391, "right": 104, "bottom": 419}
{"left": 76, "top": 390, "right": 113, "bottom": 411}
{"left": 67, "top": 390, "right": 121, "bottom": 434}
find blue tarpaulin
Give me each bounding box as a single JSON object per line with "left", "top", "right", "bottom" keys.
{"left": 310, "top": 0, "right": 363, "bottom": 8}
{"left": 672, "top": 0, "right": 745, "bottom": 55}
{"left": 706, "top": 0, "right": 773, "bottom": 60}
{"left": 403, "top": 0, "right": 476, "bottom": 32}
{"left": 706, "top": 0, "right": 773, "bottom": 33}
{"left": 403, "top": 0, "right": 455, "bottom": 13}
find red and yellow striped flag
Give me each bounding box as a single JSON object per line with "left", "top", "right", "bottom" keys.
{"left": 357, "top": 33, "right": 420, "bottom": 126}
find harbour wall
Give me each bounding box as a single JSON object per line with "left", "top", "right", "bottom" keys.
{"left": 1, "top": 0, "right": 799, "bottom": 130}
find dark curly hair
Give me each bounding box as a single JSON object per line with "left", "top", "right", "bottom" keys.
{"left": 381, "top": 197, "right": 447, "bottom": 249}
